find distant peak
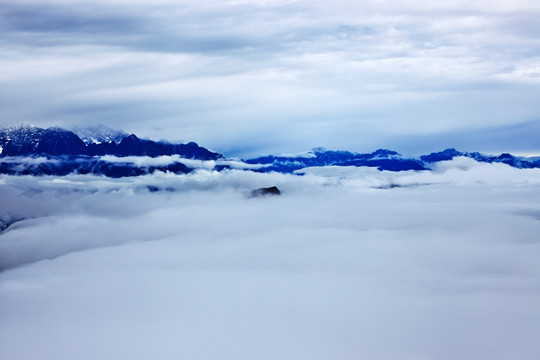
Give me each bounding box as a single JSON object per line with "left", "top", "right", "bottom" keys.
{"left": 311, "top": 146, "right": 328, "bottom": 154}
{"left": 124, "top": 134, "right": 140, "bottom": 141}
{"left": 420, "top": 148, "right": 463, "bottom": 163}
{"left": 371, "top": 149, "right": 401, "bottom": 158}
{"left": 72, "top": 125, "right": 128, "bottom": 145}
{"left": 440, "top": 148, "right": 461, "bottom": 155}
{"left": 46, "top": 126, "right": 72, "bottom": 133}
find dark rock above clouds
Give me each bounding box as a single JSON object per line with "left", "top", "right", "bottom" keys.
{"left": 250, "top": 186, "right": 281, "bottom": 197}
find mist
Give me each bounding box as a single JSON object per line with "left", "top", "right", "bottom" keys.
{"left": 1, "top": 159, "right": 540, "bottom": 359}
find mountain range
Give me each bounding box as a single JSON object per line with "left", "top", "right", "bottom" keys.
{"left": 0, "top": 125, "right": 221, "bottom": 159}
{"left": 1, "top": 125, "right": 539, "bottom": 177}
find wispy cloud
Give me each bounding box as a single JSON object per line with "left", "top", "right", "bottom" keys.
{"left": 0, "top": 0, "right": 539, "bottom": 155}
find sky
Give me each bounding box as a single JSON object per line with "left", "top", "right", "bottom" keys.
{"left": 1, "top": 161, "right": 540, "bottom": 359}
{"left": 1, "top": 0, "right": 539, "bottom": 157}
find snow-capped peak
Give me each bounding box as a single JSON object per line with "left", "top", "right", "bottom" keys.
{"left": 311, "top": 146, "right": 328, "bottom": 154}
{"left": 72, "top": 125, "right": 128, "bottom": 145}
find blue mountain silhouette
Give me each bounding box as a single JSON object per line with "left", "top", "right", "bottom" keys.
{"left": 1, "top": 126, "right": 539, "bottom": 177}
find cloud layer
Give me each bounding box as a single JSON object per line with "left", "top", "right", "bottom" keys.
{"left": 1, "top": 0, "right": 539, "bottom": 156}
{"left": 1, "top": 160, "right": 540, "bottom": 359}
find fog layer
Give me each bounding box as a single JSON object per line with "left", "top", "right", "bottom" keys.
{"left": 1, "top": 159, "right": 540, "bottom": 359}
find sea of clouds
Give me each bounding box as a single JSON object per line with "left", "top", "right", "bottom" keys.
{"left": 1, "top": 158, "right": 540, "bottom": 359}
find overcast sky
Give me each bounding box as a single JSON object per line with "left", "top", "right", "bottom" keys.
{"left": 1, "top": 0, "right": 539, "bottom": 156}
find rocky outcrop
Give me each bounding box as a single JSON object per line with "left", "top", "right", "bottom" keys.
{"left": 250, "top": 186, "right": 281, "bottom": 197}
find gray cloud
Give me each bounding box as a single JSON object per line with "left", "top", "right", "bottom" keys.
{"left": 0, "top": 4, "right": 138, "bottom": 35}
{"left": 0, "top": 0, "right": 539, "bottom": 155}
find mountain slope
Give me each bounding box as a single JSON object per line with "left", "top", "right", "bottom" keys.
{"left": 72, "top": 125, "right": 128, "bottom": 145}
{"left": 245, "top": 147, "right": 427, "bottom": 173}
{"left": 0, "top": 126, "right": 87, "bottom": 156}
{"left": 2, "top": 125, "right": 539, "bottom": 177}
{"left": 0, "top": 125, "right": 222, "bottom": 160}
{"left": 421, "top": 148, "right": 540, "bottom": 169}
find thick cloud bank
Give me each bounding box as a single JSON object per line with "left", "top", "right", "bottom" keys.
{"left": 1, "top": 159, "right": 540, "bottom": 359}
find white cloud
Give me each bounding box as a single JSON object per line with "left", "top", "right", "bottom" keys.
{"left": 1, "top": 158, "right": 540, "bottom": 270}
{"left": 1, "top": 163, "right": 540, "bottom": 359}
{"left": 0, "top": 156, "right": 58, "bottom": 165}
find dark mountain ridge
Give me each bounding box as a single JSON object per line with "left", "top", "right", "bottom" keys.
{"left": 244, "top": 146, "right": 540, "bottom": 173}
{"left": 0, "top": 125, "right": 222, "bottom": 177}
{"left": 0, "top": 126, "right": 86, "bottom": 156}
{"left": 1, "top": 125, "right": 539, "bottom": 177}
{"left": 420, "top": 148, "right": 539, "bottom": 169}
{"left": 245, "top": 147, "right": 427, "bottom": 173}
{"left": 0, "top": 125, "right": 222, "bottom": 160}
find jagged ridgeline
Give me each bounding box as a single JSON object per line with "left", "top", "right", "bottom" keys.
{"left": 245, "top": 147, "right": 540, "bottom": 173}
{"left": 0, "top": 125, "right": 222, "bottom": 177}
{"left": 0, "top": 125, "right": 222, "bottom": 159}
{"left": 1, "top": 125, "right": 539, "bottom": 178}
